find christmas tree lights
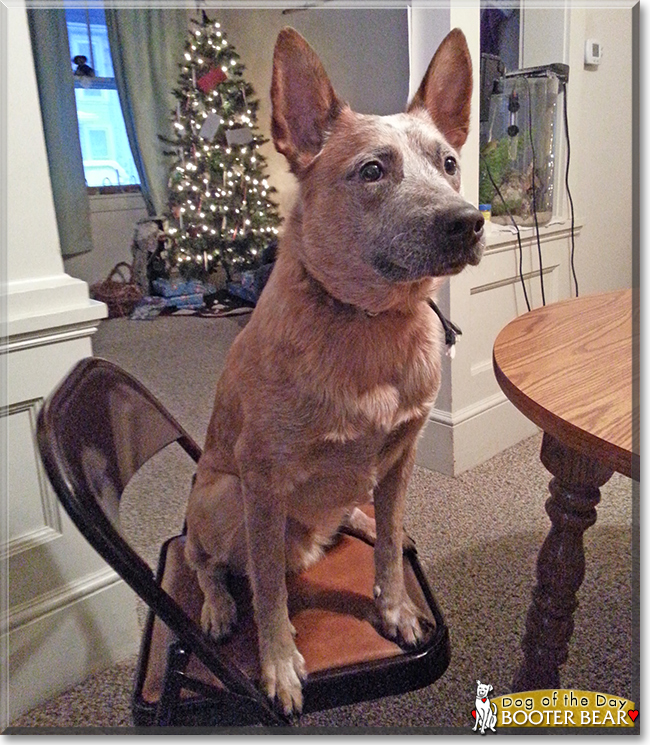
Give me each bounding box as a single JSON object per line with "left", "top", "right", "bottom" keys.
{"left": 164, "top": 13, "right": 282, "bottom": 279}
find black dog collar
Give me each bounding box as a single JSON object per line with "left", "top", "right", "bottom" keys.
{"left": 427, "top": 298, "right": 462, "bottom": 356}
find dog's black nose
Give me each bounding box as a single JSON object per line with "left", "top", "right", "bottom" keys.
{"left": 440, "top": 205, "right": 485, "bottom": 243}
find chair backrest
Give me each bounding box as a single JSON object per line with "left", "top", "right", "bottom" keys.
{"left": 37, "top": 357, "right": 200, "bottom": 579}
{"left": 37, "top": 357, "right": 286, "bottom": 724}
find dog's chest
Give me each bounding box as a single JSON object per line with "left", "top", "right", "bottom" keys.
{"left": 319, "top": 327, "right": 441, "bottom": 445}
{"left": 289, "top": 373, "right": 434, "bottom": 519}
{"left": 322, "top": 382, "right": 429, "bottom": 444}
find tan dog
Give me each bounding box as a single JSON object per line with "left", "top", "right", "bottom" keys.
{"left": 185, "top": 26, "right": 484, "bottom": 715}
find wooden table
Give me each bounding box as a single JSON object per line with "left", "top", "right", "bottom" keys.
{"left": 492, "top": 289, "right": 639, "bottom": 692}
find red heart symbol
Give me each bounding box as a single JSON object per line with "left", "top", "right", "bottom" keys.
{"left": 628, "top": 710, "right": 639, "bottom": 722}
{"left": 482, "top": 698, "right": 487, "bottom": 703}
{"left": 471, "top": 710, "right": 477, "bottom": 719}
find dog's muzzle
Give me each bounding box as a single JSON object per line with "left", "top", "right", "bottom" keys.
{"left": 434, "top": 204, "right": 485, "bottom": 271}
{"left": 438, "top": 204, "right": 485, "bottom": 250}
{"left": 372, "top": 204, "right": 485, "bottom": 282}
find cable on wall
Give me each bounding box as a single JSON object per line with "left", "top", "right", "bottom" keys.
{"left": 561, "top": 80, "right": 579, "bottom": 298}
{"left": 523, "top": 77, "right": 546, "bottom": 306}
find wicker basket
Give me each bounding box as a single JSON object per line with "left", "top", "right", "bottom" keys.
{"left": 90, "top": 262, "right": 144, "bottom": 318}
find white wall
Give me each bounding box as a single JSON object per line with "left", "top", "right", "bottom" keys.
{"left": 64, "top": 192, "right": 149, "bottom": 287}
{"left": 523, "top": 4, "right": 633, "bottom": 295}
{"left": 569, "top": 7, "right": 634, "bottom": 294}
{"left": 521, "top": 4, "right": 633, "bottom": 295}
{"left": 408, "top": 5, "right": 450, "bottom": 99}
{"left": 2, "top": 3, "right": 139, "bottom": 727}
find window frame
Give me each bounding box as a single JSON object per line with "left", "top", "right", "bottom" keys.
{"left": 66, "top": 7, "right": 142, "bottom": 195}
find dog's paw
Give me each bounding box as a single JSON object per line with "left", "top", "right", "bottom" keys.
{"left": 376, "top": 593, "right": 426, "bottom": 647}
{"left": 200, "top": 591, "right": 237, "bottom": 640}
{"left": 261, "top": 642, "right": 307, "bottom": 716}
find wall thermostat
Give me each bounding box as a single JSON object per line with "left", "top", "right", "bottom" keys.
{"left": 585, "top": 39, "right": 603, "bottom": 65}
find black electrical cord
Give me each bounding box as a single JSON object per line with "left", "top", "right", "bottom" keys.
{"left": 480, "top": 152, "right": 532, "bottom": 312}
{"left": 562, "top": 81, "right": 579, "bottom": 297}
{"left": 525, "top": 77, "right": 546, "bottom": 306}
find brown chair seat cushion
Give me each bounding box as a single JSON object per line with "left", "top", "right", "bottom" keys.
{"left": 141, "top": 529, "right": 434, "bottom": 705}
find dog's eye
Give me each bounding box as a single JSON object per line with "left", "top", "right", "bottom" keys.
{"left": 359, "top": 161, "right": 384, "bottom": 182}
{"left": 444, "top": 156, "right": 458, "bottom": 176}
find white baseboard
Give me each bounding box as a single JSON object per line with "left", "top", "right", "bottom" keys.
{"left": 416, "top": 393, "right": 540, "bottom": 476}
{"left": 6, "top": 573, "right": 140, "bottom": 726}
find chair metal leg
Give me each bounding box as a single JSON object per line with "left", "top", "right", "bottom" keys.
{"left": 156, "top": 640, "right": 190, "bottom": 726}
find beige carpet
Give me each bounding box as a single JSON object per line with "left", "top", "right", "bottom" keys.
{"left": 9, "top": 314, "right": 638, "bottom": 731}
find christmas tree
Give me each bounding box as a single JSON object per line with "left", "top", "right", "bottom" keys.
{"left": 164, "top": 13, "right": 282, "bottom": 280}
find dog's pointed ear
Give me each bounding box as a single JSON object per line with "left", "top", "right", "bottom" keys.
{"left": 271, "top": 28, "right": 343, "bottom": 175}
{"left": 407, "top": 28, "right": 473, "bottom": 151}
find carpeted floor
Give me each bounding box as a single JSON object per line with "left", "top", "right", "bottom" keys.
{"left": 9, "top": 314, "right": 637, "bottom": 732}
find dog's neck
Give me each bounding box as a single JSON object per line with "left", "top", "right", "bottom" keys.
{"left": 277, "top": 241, "right": 461, "bottom": 349}
{"left": 296, "top": 259, "right": 381, "bottom": 319}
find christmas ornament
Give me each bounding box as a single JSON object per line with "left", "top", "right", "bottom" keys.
{"left": 196, "top": 66, "right": 227, "bottom": 93}
{"left": 225, "top": 127, "right": 254, "bottom": 146}
{"left": 199, "top": 112, "right": 221, "bottom": 141}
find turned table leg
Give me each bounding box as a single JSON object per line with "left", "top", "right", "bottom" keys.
{"left": 512, "top": 432, "right": 614, "bottom": 692}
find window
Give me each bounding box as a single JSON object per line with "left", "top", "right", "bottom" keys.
{"left": 87, "top": 128, "right": 110, "bottom": 159}
{"left": 65, "top": 6, "right": 140, "bottom": 190}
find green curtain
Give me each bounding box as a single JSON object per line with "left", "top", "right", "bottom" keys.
{"left": 105, "top": 9, "right": 188, "bottom": 217}
{"left": 26, "top": 8, "right": 93, "bottom": 258}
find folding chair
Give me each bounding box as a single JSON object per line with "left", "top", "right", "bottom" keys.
{"left": 37, "top": 357, "right": 450, "bottom": 727}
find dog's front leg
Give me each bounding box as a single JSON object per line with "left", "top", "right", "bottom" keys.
{"left": 240, "top": 467, "right": 306, "bottom": 715}
{"left": 342, "top": 507, "right": 416, "bottom": 552}
{"left": 373, "top": 443, "right": 425, "bottom": 647}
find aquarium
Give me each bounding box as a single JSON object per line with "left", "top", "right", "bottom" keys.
{"left": 479, "top": 65, "right": 568, "bottom": 227}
